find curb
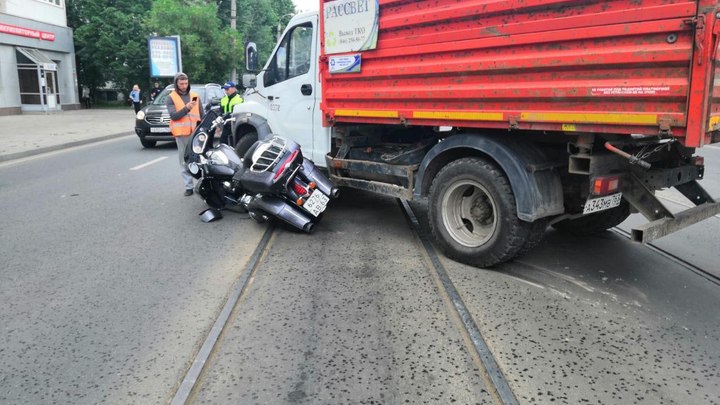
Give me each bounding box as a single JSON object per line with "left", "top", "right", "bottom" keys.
{"left": 0, "top": 131, "right": 134, "bottom": 163}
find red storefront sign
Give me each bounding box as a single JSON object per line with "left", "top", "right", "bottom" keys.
{"left": 0, "top": 23, "right": 56, "bottom": 41}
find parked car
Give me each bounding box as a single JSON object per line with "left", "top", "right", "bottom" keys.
{"left": 134, "top": 83, "right": 224, "bottom": 148}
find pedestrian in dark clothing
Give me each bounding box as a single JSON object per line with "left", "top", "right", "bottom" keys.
{"left": 149, "top": 82, "right": 162, "bottom": 102}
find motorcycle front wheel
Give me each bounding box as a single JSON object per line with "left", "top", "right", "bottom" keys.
{"left": 196, "top": 179, "right": 225, "bottom": 209}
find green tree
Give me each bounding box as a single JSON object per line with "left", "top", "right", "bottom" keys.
{"left": 68, "top": 0, "right": 153, "bottom": 97}
{"left": 68, "top": 0, "right": 286, "bottom": 98}
{"left": 233, "top": 0, "right": 296, "bottom": 70}
{"left": 145, "top": 0, "right": 242, "bottom": 83}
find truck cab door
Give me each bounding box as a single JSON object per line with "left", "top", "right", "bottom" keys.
{"left": 264, "top": 15, "right": 320, "bottom": 160}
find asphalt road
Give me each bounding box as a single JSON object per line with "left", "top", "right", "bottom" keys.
{"left": 0, "top": 138, "right": 267, "bottom": 404}
{"left": 1, "top": 137, "right": 718, "bottom": 404}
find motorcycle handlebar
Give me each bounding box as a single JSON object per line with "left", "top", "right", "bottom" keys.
{"left": 209, "top": 115, "right": 236, "bottom": 131}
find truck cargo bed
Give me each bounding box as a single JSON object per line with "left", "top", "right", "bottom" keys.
{"left": 320, "top": 0, "right": 720, "bottom": 147}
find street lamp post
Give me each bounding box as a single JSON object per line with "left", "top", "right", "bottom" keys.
{"left": 231, "top": 0, "right": 237, "bottom": 82}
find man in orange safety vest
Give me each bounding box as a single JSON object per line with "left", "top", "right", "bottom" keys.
{"left": 166, "top": 72, "right": 204, "bottom": 196}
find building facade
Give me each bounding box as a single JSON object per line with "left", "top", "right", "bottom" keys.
{"left": 0, "top": 0, "right": 78, "bottom": 115}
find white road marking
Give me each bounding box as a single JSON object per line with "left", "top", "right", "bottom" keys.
{"left": 506, "top": 275, "right": 546, "bottom": 290}
{"left": 542, "top": 269, "right": 595, "bottom": 293}
{"left": 130, "top": 156, "right": 168, "bottom": 171}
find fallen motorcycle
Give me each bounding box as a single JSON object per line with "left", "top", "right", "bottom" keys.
{"left": 184, "top": 106, "right": 339, "bottom": 232}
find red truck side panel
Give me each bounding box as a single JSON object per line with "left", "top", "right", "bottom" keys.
{"left": 320, "top": 0, "right": 720, "bottom": 147}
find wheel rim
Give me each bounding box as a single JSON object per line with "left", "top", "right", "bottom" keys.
{"left": 441, "top": 180, "right": 498, "bottom": 247}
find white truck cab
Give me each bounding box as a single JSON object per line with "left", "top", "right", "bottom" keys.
{"left": 235, "top": 11, "right": 330, "bottom": 165}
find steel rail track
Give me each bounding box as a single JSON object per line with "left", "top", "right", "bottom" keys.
{"left": 611, "top": 227, "right": 720, "bottom": 287}
{"left": 398, "top": 199, "right": 520, "bottom": 405}
{"left": 170, "top": 224, "right": 275, "bottom": 405}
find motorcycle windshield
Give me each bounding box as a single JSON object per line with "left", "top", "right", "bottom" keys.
{"left": 184, "top": 109, "right": 221, "bottom": 163}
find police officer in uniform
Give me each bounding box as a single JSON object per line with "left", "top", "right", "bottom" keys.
{"left": 219, "top": 81, "right": 243, "bottom": 145}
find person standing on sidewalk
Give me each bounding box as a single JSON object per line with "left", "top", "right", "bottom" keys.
{"left": 167, "top": 72, "right": 203, "bottom": 196}
{"left": 129, "top": 84, "right": 142, "bottom": 113}
{"left": 81, "top": 85, "right": 91, "bottom": 108}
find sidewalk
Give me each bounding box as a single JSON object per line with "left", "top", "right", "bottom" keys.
{"left": 0, "top": 108, "right": 138, "bottom": 162}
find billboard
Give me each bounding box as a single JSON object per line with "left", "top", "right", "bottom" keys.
{"left": 148, "top": 36, "right": 182, "bottom": 78}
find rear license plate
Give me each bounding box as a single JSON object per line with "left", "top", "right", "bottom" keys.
{"left": 583, "top": 192, "right": 622, "bottom": 214}
{"left": 150, "top": 127, "right": 171, "bottom": 133}
{"left": 304, "top": 189, "right": 330, "bottom": 217}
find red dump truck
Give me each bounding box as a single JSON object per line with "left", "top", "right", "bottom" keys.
{"left": 235, "top": 0, "right": 720, "bottom": 266}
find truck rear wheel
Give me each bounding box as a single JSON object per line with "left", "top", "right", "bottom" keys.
{"left": 552, "top": 200, "right": 630, "bottom": 235}
{"left": 429, "top": 157, "right": 531, "bottom": 267}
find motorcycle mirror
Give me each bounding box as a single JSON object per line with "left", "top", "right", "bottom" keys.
{"left": 199, "top": 208, "right": 223, "bottom": 223}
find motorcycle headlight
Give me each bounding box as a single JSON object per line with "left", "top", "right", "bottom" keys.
{"left": 208, "top": 150, "right": 230, "bottom": 165}
{"left": 193, "top": 132, "right": 209, "bottom": 154}
{"left": 136, "top": 110, "right": 145, "bottom": 120}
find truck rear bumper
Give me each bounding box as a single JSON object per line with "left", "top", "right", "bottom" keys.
{"left": 622, "top": 173, "right": 720, "bottom": 243}
{"left": 631, "top": 200, "right": 720, "bottom": 243}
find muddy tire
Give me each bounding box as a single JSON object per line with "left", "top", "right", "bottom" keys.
{"left": 552, "top": 200, "right": 630, "bottom": 235}
{"left": 429, "top": 157, "right": 531, "bottom": 267}
{"left": 517, "top": 219, "right": 548, "bottom": 257}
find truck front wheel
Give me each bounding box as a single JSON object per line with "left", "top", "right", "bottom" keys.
{"left": 429, "top": 157, "right": 531, "bottom": 267}
{"left": 234, "top": 130, "right": 258, "bottom": 159}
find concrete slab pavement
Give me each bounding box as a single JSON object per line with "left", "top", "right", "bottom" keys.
{"left": 0, "top": 108, "right": 139, "bottom": 162}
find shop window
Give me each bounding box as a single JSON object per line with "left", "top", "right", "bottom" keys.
{"left": 18, "top": 67, "right": 41, "bottom": 104}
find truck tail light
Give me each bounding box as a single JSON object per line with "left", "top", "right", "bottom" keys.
{"left": 692, "top": 156, "right": 704, "bottom": 166}
{"left": 592, "top": 175, "right": 620, "bottom": 196}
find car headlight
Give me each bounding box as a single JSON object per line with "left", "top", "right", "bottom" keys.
{"left": 136, "top": 110, "right": 145, "bottom": 120}
{"left": 208, "top": 150, "right": 230, "bottom": 165}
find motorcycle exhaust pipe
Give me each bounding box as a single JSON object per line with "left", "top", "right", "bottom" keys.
{"left": 247, "top": 195, "right": 315, "bottom": 232}
{"left": 300, "top": 159, "right": 340, "bottom": 199}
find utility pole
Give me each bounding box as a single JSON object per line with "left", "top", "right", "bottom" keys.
{"left": 231, "top": 0, "right": 237, "bottom": 82}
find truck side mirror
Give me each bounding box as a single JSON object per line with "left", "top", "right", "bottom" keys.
{"left": 242, "top": 73, "right": 257, "bottom": 89}
{"left": 245, "top": 42, "right": 258, "bottom": 72}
